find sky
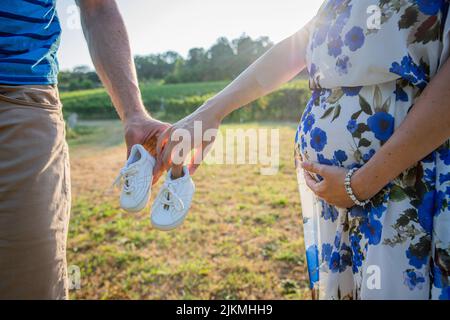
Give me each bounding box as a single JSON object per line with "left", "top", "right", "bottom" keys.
{"left": 56, "top": 0, "right": 322, "bottom": 70}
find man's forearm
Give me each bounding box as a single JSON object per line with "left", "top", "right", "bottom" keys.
{"left": 354, "top": 58, "right": 450, "bottom": 200}
{"left": 77, "top": 0, "right": 147, "bottom": 122}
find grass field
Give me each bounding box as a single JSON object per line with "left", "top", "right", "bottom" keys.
{"left": 67, "top": 120, "right": 309, "bottom": 300}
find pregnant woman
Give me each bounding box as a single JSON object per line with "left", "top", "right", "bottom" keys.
{"left": 157, "top": 0, "right": 450, "bottom": 299}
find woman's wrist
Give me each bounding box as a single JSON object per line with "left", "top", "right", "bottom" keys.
{"left": 201, "top": 97, "right": 232, "bottom": 123}
{"left": 351, "top": 165, "right": 384, "bottom": 201}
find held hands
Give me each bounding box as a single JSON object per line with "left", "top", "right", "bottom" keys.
{"left": 301, "top": 161, "right": 375, "bottom": 209}
{"left": 123, "top": 113, "right": 170, "bottom": 183}
{"left": 155, "top": 106, "right": 222, "bottom": 177}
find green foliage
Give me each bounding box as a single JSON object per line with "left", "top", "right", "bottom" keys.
{"left": 58, "top": 65, "right": 101, "bottom": 92}
{"left": 133, "top": 35, "right": 273, "bottom": 84}
{"left": 59, "top": 35, "right": 274, "bottom": 92}
{"left": 61, "top": 80, "right": 311, "bottom": 122}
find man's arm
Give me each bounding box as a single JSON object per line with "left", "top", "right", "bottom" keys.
{"left": 76, "top": 0, "right": 168, "bottom": 160}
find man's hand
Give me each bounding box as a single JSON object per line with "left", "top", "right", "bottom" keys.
{"left": 124, "top": 113, "right": 170, "bottom": 184}
{"left": 77, "top": 0, "right": 169, "bottom": 182}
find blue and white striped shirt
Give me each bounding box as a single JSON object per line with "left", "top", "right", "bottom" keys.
{"left": 0, "top": 0, "right": 61, "bottom": 85}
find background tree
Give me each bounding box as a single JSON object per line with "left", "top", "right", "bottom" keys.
{"left": 59, "top": 35, "right": 276, "bottom": 90}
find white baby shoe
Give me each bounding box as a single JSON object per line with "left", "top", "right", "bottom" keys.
{"left": 151, "top": 166, "right": 195, "bottom": 231}
{"left": 114, "top": 144, "right": 155, "bottom": 212}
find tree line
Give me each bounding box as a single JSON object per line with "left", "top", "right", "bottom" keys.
{"left": 58, "top": 34, "right": 274, "bottom": 91}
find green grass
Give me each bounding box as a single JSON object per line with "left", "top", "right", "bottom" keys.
{"left": 67, "top": 120, "right": 124, "bottom": 149}
{"left": 67, "top": 120, "right": 309, "bottom": 300}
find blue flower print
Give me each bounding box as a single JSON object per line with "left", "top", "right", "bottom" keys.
{"left": 328, "top": 37, "right": 343, "bottom": 57}
{"left": 329, "top": 252, "right": 341, "bottom": 273}
{"left": 329, "top": 5, "right": 352, "bottom": 39}
{"left": 438, "top": 147, "right": 450, "bottom": 165}
{"left": 360, "top": 216, "right": 383, "bottom": 245}
{"left": 406, "top": 247, "right": 428, "bottom": 269}
{"left": 350, "top": 233, "right": 363, "bottom": 273}
{"left": 432, "top": 265, "right": 444, "bottom": 288}
{"left": 390, "top": 55, "right": 428, "bottom": 89}
{"left": 424, "top": 167, "right": 436, "bottom": 185}
{"left": 370, "top": 203, "right": 386, "bottom": 219}
{"left": 334, "top": 231, "right": 342, "bottom": 249}
{"left": 367, "top": 112, "right": 395, "bottom": 142}
{"left": 418, "top": 191, "right": 434, "bottom": 234}
{"left": 322, "top": 201, "right": 339, "bottom": 222}
{"left": 434, "top": 191, "right": 445, "bottom": 216}
{"left": 301, "top": 135, "right": 307, "bottom": 152}
{"left": 346, "top": 119, "right": 358, "bottom": 134}
{"left": 362, "top": 149, "right": 376, "bottom": 162}
{"left": 310, "top": 127, "right": 328, "bottom": 152}
{"left": 318, "top": 154, "right": 333, "bottom": 166}
{"left": 439, "top": 173, "right": 450, "bottom": 184}
{"left": 439, "top": 287, "right": 450, "bottom": 300}
{"left": 328, "top": 22, "right": 345, "bottom": 41}
{"left": 342, "top": 86, "right": 362, "bottom": 96}
{"left": 302, "top": 114, "right": 315, "bottom": 134}
{"left": 309, "top": 63, "right": 318, "bottom": 77}
{"left": 336, "top": 55, "right": 351, "bottom": 75}
{"left": 344, "top": 26, "right": 365, "bottom": 51}
{"left": 339, "top": 243, "right": 352, "bottom": 272}
{"left": 403, "top": 270, "right": 426, "bottom": 290}
{"left": 416, "top": 0, "right": 443, "bottom": 16}
{"left": 350, "top": 206, "right": 365, "bottom": 218}
{"left": 394, "top": 85, "right": 409, "bottom": 102}
{"left": 422, "top": 151, "right": 436, "bottom": 163}
{"left": 333, "top": 150, "right": 348, "bottom": 165}
{"left": 319, "top": 89, "right": 332, "bottom": 106}
{"left": 322, "top": 243, "right": 333, "bottom": 262}
{"left": 432, "top": 265, "right": 450, "bottom": 299}
{"left": 306, "top": 245, "right": 320, "bottom": 286}
{"left": 312, "top": 25, "right": 329, "bottom": 48}
{"left": 330, "top": 0, "right": 346, "bottom": 9}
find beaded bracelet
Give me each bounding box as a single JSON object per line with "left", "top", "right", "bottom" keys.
{"left": 344, "top": 168, "right": 371, "bottom": 207}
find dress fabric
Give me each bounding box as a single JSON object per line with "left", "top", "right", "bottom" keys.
{"left": 295, "top": 0, "right": 450, "bottom": 300}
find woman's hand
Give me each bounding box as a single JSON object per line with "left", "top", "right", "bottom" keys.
{"left": 155, "top": 105, "right": 222, "bottom": 180}
{"left": 301, "top": 161, "right": 377, "bottom": 209}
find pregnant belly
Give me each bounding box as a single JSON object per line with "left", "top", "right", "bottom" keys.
{"left": 296, "top": 82, "right": 412, "bottom": 169}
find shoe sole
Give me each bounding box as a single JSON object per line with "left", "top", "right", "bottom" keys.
{"left": 151, "top": 212, "right": 189, "bottom": 231}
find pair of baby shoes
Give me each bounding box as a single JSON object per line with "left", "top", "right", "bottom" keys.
{"left": 113, "top": 144, "right": 195, "bottom": 231}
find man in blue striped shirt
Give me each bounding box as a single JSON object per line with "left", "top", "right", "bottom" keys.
{"left": 0, "top": 0, "right": 168, "bottom": 299}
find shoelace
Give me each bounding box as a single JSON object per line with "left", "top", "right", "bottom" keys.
{"left": 113, "top": 167, "right": 138, "bottom": 194}
{"left": 157, "top": 184, "right": 185, "bottom": 212}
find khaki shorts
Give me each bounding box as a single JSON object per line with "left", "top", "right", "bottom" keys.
{"left": 0, "top": 85, "right": 71, "bottom": 300}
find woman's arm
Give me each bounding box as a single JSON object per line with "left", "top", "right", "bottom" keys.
{"left": 302, "top": 58, "right": 450, "bottom": 208}
{"left": 353, "top": 58, "right": 450, "bottom": 200}
{"left": 157, "top": 24, "right": 311, "bottom": 171}
{"left": 202, "top": 26, "right": 310, "bottom": 121}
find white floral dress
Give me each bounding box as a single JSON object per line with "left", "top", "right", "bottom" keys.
{"left": 295, "top": 0, "right": 450, "bottom": 299}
